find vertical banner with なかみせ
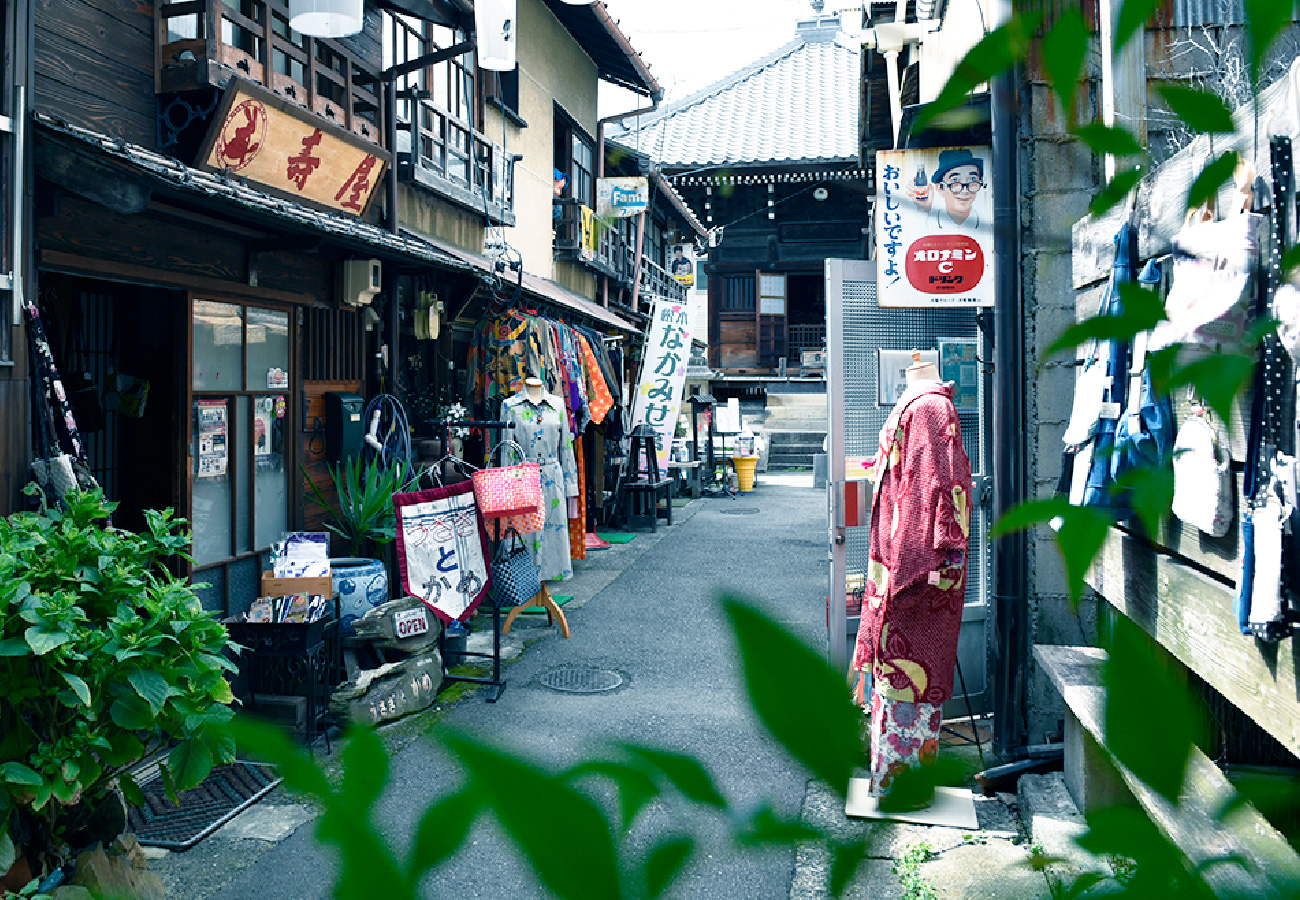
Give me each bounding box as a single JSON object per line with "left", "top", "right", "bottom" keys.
{"left": 876, "top": 146, "right": 995, "bottom": 308}
{"left": 630, "top": 298, "right": 695, "bottom": 475}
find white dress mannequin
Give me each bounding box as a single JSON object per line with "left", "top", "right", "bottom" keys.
{"left": 904, "top": 350, "right": 940, "bottom": 385}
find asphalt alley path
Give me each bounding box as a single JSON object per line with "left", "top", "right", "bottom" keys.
{"left": 211, "top": 478, "right": 828, "bottom": 900}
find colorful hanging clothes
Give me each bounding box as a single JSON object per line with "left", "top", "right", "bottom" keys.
{"left": 568, "top": 433, "right": 587, "bottom": 561}
{"left": 469, "top": 312, "right": 545, "bottom": 405}
{"left": 502, "top": 391, "right": 579, "bottom": 582}
{"left": 576, "top": 333, "right": 614, "bottom": 425}
{"left": 851, "top": 382, "right": 972, "bottom": 798}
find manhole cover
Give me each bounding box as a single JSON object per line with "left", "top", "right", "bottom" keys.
{"left": 719, "top": 507, "right": 761, "bottom": 515}
{"left": 539, "top": 667, "right": 623, "bottom": 693}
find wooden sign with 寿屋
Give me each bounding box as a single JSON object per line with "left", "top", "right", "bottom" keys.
{"left": 198, "top": 79, "right": 390, "bottom": 217}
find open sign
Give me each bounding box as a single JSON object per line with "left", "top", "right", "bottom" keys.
{"left": 393, "top": 607, "right": 430, "bottom": 638}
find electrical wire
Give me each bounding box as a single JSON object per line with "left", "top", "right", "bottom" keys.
{"left": 362, "top": 393, "right": 413, "bottom": 470}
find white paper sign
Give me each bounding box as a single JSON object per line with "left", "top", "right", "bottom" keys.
{"left": 630, "top": 298, "right": 695, "bottom": 475}
{"left": 876, "top": 146, "right": 995, "bottom": 308}
{"left": 596, "top": 177, "right": 649, "bottom": 218}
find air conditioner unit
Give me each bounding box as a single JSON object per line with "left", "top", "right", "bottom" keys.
{"left": 341, "top": 259, "right": 382, "bottom": 306}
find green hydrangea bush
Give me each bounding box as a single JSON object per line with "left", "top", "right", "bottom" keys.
{"left": 0, "top": 487, "right": 238, "bottom": 880}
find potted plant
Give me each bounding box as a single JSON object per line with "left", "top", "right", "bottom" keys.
{"left": 303, "top": 456, "right": 418, "bottom": 635}
{"left": 0, "top": 486, "right": 237, "bottom": 886}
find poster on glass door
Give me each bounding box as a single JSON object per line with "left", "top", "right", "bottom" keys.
{"left": 876, "top": 146, "right": 995, "bottom": 308}
{"left": 630, "top": 298, "right": 694, "bottom": 475}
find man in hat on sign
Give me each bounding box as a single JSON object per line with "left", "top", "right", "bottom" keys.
{"left": 906, "top": 148, "right": 986, "bottom": 231}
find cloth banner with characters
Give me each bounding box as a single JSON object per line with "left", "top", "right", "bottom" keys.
{"left": 630, "top": 297, "right": 695, "bottom": 475}
{"left": 394, "top": 483, "right": 492, "bottom": 623}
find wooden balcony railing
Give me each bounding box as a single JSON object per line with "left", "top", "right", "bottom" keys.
{"left": 155, "top": 0, "right": 383, "bottom": 147}
{"left": 553, "top": 200, "right": 686, "bottom": 305}
{"left": 397, "top": 98, "right": 515, "bottom": 226}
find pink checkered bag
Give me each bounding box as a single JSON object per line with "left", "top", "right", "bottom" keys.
{"left": 471, "top": 440, "right": 542, "bottom": 519}
{"left": 497, "top": 500, "right": 546, "bottom": 535}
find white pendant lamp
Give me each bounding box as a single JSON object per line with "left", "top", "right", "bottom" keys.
{"left": 289, "top": 0, "right": 364, "bottom": 38}
{"left": 475, "top": 0, "right": 517, "bottom": 71}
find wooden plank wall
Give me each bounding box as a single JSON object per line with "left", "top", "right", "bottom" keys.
{"left": 33, "top": 0, "right": 158, "bottom": 147}
{"left": 0, "top": 379, "right": 30, "bottom": 516}
{"left": 300, "top": 379, "right": 360, "bottom": 536}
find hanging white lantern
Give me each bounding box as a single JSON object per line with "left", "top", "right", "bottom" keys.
{"left": 289, "top": 0, "right": 364, "bottom": 38}
{"left": 475, "top": 0, "right": 517, "bottom": 71}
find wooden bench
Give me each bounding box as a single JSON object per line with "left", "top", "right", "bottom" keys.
{"left": 667, "top": 460, "right": 702, "bottom": 499}
{"left": 1036, "top": 644, "right": 1300, "bottom": 897}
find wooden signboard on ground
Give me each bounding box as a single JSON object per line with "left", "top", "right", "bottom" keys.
{"left": 198, "top": 79, "right": 389, "bottom": 217}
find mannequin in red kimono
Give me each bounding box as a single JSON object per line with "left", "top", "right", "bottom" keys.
{"left": 853, "top": 352, "right": 973, "bottom": 801}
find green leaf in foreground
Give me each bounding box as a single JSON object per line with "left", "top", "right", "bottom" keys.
{"left": 1244, "top": 0, "right": 1293, "bottom": 88}
{"left": 644, "top": 836, "right": 694, "bottom": 899}
{"left": 1090, "top": 167, "right": 1142, "bottom": 218}
{"left": 723, "top": 596, "right": 862, "bottom": 798}
{"left": 227, "top": 715, "right": 333, "bottom": 799}
{"left": 618, "top": 744, "right": 726, "bottom": 810}
{"left": 1045, "top": 283, "right": 1166, "bottom": 360}
{"left": 1187, "top": 151, "right": 1240, "bottom": 213}
{"left": 830, "top": 839, "right": 870, "bottom": 896}
{"left": 1114, "top": 463, "right": 1175, "bottom": 539}
{"left": 914, "top": 12, "right": 1042, "bottom": 132}
{"left": 1114, "top": 0, "right": 1163, "bottom": 55}
{"left": 406, "top": 787, "right": 483, "bottom": 888}
{"left": 565, "top": 759, "right": 660, "bottom": 831}
{"left": 1159, "top": 86, "right": 1236, "bottom": 133}
{"left": 1073, "top": 122, "right": 1144, "bottom": 158}
{"left": 1283, "top": 244, "right": 1300, "bottom": 279}
{"left": 1042, "top": 7, "right": 1088, "bottom": 118}
{"left": 440, "top": 730, "right": 622, "bottom": 900}
{"left": 1105, "top": 617, "right": 1200, "bottom": 807}
{"left": 1162, "top": 352, "right": 1254, "bottom": 427}
{"left": 991, "top": 499, "right": 1112, "bottom": 608}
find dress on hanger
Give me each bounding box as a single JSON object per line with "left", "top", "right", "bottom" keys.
{"left": 852, "top": 381, "right": 973, "bottom": 798}
{"left": 502, "top": 390, "right": 579, "bottom": 581}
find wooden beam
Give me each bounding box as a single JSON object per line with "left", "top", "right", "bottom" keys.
{"left": 1087, "top": 527, "right": 1300, "bottom": 760}
{"left": 38, "top": 250, "right": 312, "bottom": 304}
{"left": 1036, "top": 646, "right": 1300, "bottom": 899}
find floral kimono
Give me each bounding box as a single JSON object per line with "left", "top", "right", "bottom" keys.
{"left": 502, "top": 391, "right": 579, "bottom": 581}
{"left": 852, "top": 382, "right": 973, "bottom": 798}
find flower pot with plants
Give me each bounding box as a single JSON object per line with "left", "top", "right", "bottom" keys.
{"left": 303, "top": 455, "right": 418, "bottom": 635}
{"left": 0, "top": 487, "right": 238, "bottom": 887}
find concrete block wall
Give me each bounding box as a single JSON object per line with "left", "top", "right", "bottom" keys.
{"left": 1020, "top": 79, "right": 1103, "bottom": 744}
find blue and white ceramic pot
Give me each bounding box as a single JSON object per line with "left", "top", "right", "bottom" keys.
{"left": 331, "top": 557, "right": 389, "bottom": 636}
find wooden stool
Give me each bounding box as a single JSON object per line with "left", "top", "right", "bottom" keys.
{"left": 617, "top": 425, "right": 674, "bottom": 532}
{"left": 502, "top": 584, "right": 571, "bottom": 638}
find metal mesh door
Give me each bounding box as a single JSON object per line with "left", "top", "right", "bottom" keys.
{"left": 826, "top": 259, "right": 990, "bottom": 715}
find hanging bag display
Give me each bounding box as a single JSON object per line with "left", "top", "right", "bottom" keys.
{"left": 471, "top": 440, "right": 542, "bottom": 518}
{"left": 489, "top": 527, "right": 542, "bottom": 609}
{"left": 1171, "top": 411, "right": 1234, "bottom": 537}
{"left": 393, "top": 482, "right": 493, "bottom": 624}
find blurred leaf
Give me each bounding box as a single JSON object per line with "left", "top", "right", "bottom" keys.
{"left": 1073, "top": 122, "right": 1144, "bottom": 158}
{"left": 830, "top": 839, "right": 868, "bottom": 896}
{"left": 1104, "top": 618, "right": 1199, "bottom": 805}
{"left": 618, "top": 744, "right": 726, "bottom": 811}
{"left": 1090, "top": 167, "right": 1142, "bottom": 218}
{"left": 1114, "top": 0, "right": 1163, "bottom": 53}
{"left": 1244, "top": 0, "right": 1293, "bottom": 87}
{"left": 1114, "top": 463, "right": 1175, "bottom": 538}
{"left": 227, "top": 715, "right": 333, "bottom": 799}
{"left": 1163, "top": 352, "right": 1254, "bottom": 426}
{"left": 734, "top": 804, "right": 823, "bottom": 847}
{"left": 1159, "top": 86, "right": 1236, "bottom": 133}
{"left": 1056, "top": 872, "right": 1107, "bottom": 898}
{"left": 565, "top": 759, "right": 661, "bottom": 831}
{"left": 441, "top": 730, "right": 622, "bottom": 900}
{"left": 994, "top": 501, "right": 1114, "bottom": 608}
{"left": 168, "top": 740, "right": 213, "bottom": 793}
{"left": 723, "top": 596, "right": 862, "bottom": 798}
{"left": 1043, "top": 7, "right": 1089, "bottom": 118}
{"left": 1045, "top": 283, "right": 1167, "bottom": 360}
{"left": 915, "top": 12, "right": 1043, "bottom": 132}
{"left": 644, "top": 836, "right": 694, "bottom": 899}
{"left": 0, "top": 638, "right": 29, "bottom": 656}
{"left": 1282, "top": 245, "right": 1300, "bottom": 279}
{"left": 1079, "top": 805, "right": 1212, "bottom": 897}
{"left": 340, "top": 724, "right": 389, "bottom": 810}
{"left": 878, "top": 757, "right": 968, "bottom": 814}
{"left": 1187, "top": 151, "right": 1240, "bottom": 212}
{"left": 406, "top": 787, "right": 483, "bottom": 887}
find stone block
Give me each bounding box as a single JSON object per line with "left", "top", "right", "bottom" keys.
{"left": 219, "top": 803, "right": 315, "bottom": 843}
{"left": 331, "top": 649, "right": 442, "bottom": 726}
{"left": 351, "top": 595, "right": 442, "bottom": 654}
{"left": 1064, "top": 711, "right": 1134, "bottom": 816}
{"left": 71, "top": 835, "right": 164, "bottom": 900}
{"left": 249, "top": 694, "right": 307, "bottom": 736}
{"left": 1017, "top": 771, "right": 1106, "bottom": 885}
{"left": 813, "top": 453, "right": 828, "bottom": 489}
{"left": 1027, "top": 138, "right": 1098, "bottom": 194}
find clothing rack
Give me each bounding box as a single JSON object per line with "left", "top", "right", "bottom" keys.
{"left": 433, "top": 418, "right": 514, "bottom": 702}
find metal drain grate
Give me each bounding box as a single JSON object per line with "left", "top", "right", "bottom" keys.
{"left": 127, "top": 761, "right": 281, "bottom": 850}
{"left": 719, "top": 507, "right": 761, "bottom": 515}
{"left": 538, "top": 667, "right": 623, "bottom": 693}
